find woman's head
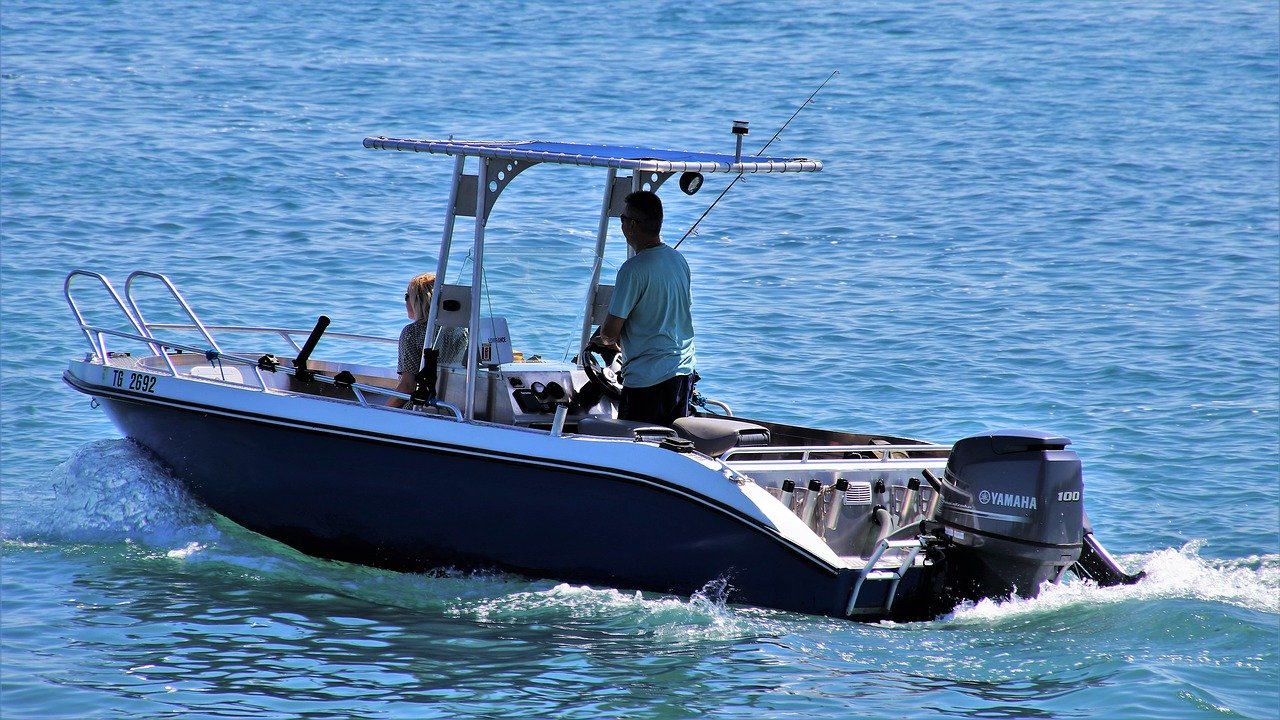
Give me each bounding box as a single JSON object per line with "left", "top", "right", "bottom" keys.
{"left": 405, "top": 272, "right": 436, "bottom": 321}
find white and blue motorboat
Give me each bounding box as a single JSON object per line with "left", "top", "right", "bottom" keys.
{"left": 62, "top": 131, "right": 1141, "bottom": 620}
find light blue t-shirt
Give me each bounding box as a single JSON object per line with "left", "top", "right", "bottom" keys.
{"left": 608, "top": 243, "right": 697, "bottom": 388}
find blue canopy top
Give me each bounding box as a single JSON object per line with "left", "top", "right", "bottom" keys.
{"left": 363, "top": 137, "right": 822, "bottom": 174}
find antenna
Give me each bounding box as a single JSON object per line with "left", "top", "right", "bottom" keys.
{"left": 674, "top": 70, "right": 839, "bottom": 249}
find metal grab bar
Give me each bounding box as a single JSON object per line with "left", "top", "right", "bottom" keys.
{"left": 124, "top": 271, "right": 234, "bottom": 380}
{"left": 65, "top": 270, "right": 463, "bottom": 421}
{"left": 701, "top": 398, "right": 733, "bottom": 416}
{"left": 64, "top": 270, "right": 160, "bottom": 359}
{"left": 846, "top": 538, "right": 923, "bottom": 616}
{"left": 146, "top": 323, "right": 399, "bottom": 352}
{"left": 74, "top": 322, "right": 464, "bottom": 421}
{"left": 721, "top": 444, "right": 952, "bottom": 462}
{"left": 73, "top": 324, "right": 265, "bottom": 390}
{"left": 75, "top": 324, "right": 209, "bottom": 362}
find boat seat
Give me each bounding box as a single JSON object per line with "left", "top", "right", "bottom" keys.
{"left": 577, "top": 415, "right": 676, "bottom": 442}
{"left": 672, "top": 416, "right": 771, "bottom": 457}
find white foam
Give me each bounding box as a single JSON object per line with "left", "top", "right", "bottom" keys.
{"left": 24, "top": 438, "right": 220, "bottom": 553}
{"left": 447, "top": 577, "right": 771, "bottom": 639}
{"left": 166, "top": 541, "right": 207, "bottom": 559}
{"left": 943, "top": 541, "right": 1279, "bottom": 625}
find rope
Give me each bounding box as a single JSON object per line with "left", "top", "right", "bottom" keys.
{"left": 205, "top": 349, "right": 226, "bottom": 381}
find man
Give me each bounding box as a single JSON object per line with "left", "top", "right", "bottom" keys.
{"left": 594, "top": 190, "right": 697, "bottom": 425}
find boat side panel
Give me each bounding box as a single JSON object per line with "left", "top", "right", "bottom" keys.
{"left": 94, "top": 393, "right": 858, "bottom": 617}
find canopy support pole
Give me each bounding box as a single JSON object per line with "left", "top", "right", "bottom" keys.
{"left": 464, "top": 158, "right": 490, "bottom": 421}
{"left": 579, "top": 167, "right": 618, "bottom": 352}
{"left": 425, "top": 153, "right": 465, "bottom": 353}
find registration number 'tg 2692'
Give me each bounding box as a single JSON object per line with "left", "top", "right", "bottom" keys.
{"left": 111, "top": 369, "right": 157, "bottom": 394}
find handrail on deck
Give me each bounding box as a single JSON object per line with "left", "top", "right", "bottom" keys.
{"left": 146, "top": 323, "right": 398, "bottom": 353}
{"left": 65, "top": 270, "right": 463, "bottom": 422}
{"left": 76, "top": 322, "right": 464, "bottom": 421}
{"left": 64, "top": 270, "right": 160, "bottom": 359}
{"left": 721, "top": 443, "right": 952, "bottom": 463}
{"left": 123, "top": 271, "right": 234, "bottom": 380}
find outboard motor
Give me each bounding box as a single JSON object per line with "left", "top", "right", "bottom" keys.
{"left": 935, "top": 430, "right": 1085, "bottom": 603}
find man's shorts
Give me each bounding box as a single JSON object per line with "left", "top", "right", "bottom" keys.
{"left": 619, "top": 373, "right": 694, "bottom": 426}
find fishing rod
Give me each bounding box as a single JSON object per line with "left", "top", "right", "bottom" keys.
{"left": 674, "top": 70, "right": 840, "bottom": 249}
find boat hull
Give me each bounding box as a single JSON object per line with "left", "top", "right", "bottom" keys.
{"left": 68, "top": 372, "right": 937, "bottom": 619}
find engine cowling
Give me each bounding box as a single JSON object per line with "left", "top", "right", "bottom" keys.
{"left": 935, "top": 430, "right": 1085, "bottom": 603}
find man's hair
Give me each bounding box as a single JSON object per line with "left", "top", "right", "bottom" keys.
{"left": 624, "top": 191, "right": 663, "bottom": 235}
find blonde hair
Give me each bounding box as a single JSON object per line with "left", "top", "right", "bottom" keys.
{"left": 406, "top": 272, "right": 436, "bottom": 322}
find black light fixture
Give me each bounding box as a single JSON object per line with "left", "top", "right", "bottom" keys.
{"left": 679, "top": 171, "right": 704, "bottom": 195}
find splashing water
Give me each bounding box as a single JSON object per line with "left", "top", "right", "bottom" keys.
{"left": 14, "top": 438, "right": 218, "bottom": 551}
{"left": 445, "top": 576, "right": 759, "bottom": 639}
{"left": 943, "top": 542, "right": 1279, "bottom": 625}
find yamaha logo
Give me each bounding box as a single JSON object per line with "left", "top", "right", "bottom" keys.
{"left": 978, "top": 490, "right": 1037, "bottom": 510}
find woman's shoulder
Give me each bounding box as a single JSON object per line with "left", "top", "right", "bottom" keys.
{"left": 399, "top": 320, "right": 427, "bottom": 340}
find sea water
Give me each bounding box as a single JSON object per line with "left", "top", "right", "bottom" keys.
{"left": 1, "top": 1, "right": 1277, "bottom": 718}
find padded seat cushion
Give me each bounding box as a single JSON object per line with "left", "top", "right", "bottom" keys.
{"left": 672, "top": 416, "right": 771, "bottom": 456}
{"left": 577, "top": 415, "right": 676, "bottom": 442}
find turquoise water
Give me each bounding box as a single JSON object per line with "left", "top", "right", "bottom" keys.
{"left": 2, "top": 1, "right": 1277, "bottom": 718}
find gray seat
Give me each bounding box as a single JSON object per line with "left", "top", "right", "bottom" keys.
{"left": 577, "top": 415, "right": 676, "bottom": 442}
{"left": 672, "top": 416, "right": 771, "bottom": 457}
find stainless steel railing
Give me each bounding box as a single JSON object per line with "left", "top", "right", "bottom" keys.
{"left": 64, "top": 269, "right": 463, "bottom": 420}
{"left": 721, "top": 444, "right": 952, "bottom": 463}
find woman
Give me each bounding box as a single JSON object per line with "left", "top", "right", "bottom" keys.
{"left": 388, "top": 272, "right": 465, "bottom": 408}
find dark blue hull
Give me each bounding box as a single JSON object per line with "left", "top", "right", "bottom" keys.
{"left": 72, "top": 378, "right": 940, "bottom": 620}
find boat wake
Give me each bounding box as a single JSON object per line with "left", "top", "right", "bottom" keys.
{"left": 942, "top": 541, "right": 1279, "bottom": 625}
{"left": 444, "top": 576, "right": 763, "bottom": 638}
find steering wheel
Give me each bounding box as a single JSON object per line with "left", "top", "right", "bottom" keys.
{"left": 580, "top": 342, "right": 624, "bottom": 400}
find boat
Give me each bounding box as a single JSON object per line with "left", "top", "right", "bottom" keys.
{"left": 62, "top": 130, "right": 1142, "bottom": 621}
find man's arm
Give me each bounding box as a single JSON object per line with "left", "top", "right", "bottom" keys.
{"left": 595, "top": 314, "right": 625, "bottom": 349}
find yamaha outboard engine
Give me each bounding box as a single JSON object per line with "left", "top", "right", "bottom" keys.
{"left": 935, "top": 430, "right": 1085, "bottom": 603}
